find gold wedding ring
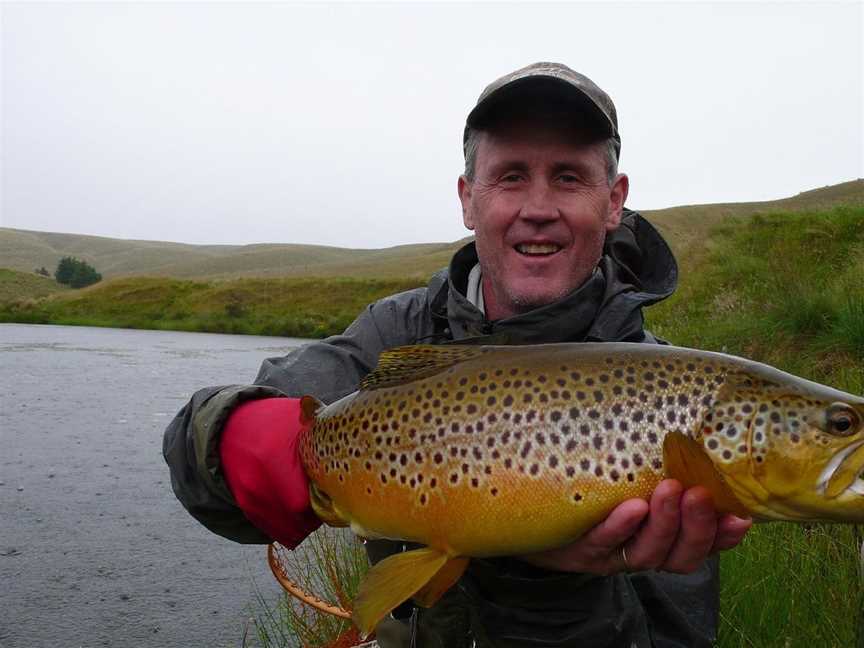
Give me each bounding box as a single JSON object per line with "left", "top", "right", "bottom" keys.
{"left": 620, "top": 545, "right": 631, "bottom": 572}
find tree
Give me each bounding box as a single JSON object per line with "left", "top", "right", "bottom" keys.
{"left": 34, "top": 267, "right": 50, "bottom": 277}
{"left": 54, "top": 256, "right": 102, "bottom": 288}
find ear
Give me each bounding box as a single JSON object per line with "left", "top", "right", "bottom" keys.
{"left": 458, "top": 175, "right": 475, "bottom": 230}
{"left": 605, "top": 173, "right": 629, "bottom": 231}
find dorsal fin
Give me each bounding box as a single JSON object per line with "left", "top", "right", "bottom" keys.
{"left": 360, "top": 345, "right": 486, "bottom": 391}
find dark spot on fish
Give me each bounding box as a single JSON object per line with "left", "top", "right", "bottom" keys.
{"left": 722, "top": 450, "right": 733, "bottom": 460}
{"left": 604, "top": 419, "right": 614, "bottom": 431}
{"left": 606, "top": 454, "right": 616, "bottom": 465}
{"left": 595, "top": 466, "right": 604, "bottom": 477}
{"left": 647, "top": 432, "right": 658, "bottom": 444}
{"left": 707, "top": 439, "right": 719, "bottom": 450}
{"left": 433, "top": 453, "right": 443, "bottom": 464}
{"left": 566, "top": 439, "right": 578, "bottom": 452}
{"left": 593, "top": 435, "right": 603, "bottom": 449}
{"left": 549, "top": 455, "right": 559, "bottom": 468}
{"left": 580, "top": 424, "right": 591, "bottom": 437}
{"left": 633, "top": 454, "right": 643, "bottom": 467}
{"left": 588, "top": 409, "right": 600, "bottom": 419}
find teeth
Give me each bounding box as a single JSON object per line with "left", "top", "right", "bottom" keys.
{"left": 516, "top": 243, "right": 560, "bottom": 255}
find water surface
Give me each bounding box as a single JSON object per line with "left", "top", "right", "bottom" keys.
{"left": 1, "top": 324, "right": 311, "bottom": 647}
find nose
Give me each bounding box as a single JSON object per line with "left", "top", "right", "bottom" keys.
{"left": 518, "top": 180, "right": 559, "bottom": 223}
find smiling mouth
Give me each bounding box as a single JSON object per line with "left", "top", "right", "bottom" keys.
{"left": 515, "top": 243, "right": 561, "bottom": 256}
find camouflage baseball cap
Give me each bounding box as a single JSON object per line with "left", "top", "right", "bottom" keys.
{"left": 464, "top": 62, "right": 620, "bottom": 158}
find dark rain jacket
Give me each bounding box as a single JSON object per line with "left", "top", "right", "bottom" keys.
{"left": 163, "top": 209, "right": 719, "bottom": 648}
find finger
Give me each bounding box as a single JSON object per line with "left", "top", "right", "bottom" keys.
{"left": 710, "top": 514, "right": 753, "bottom": 553}
{"left": 662, "top": 487, "right": 717, "bottom": 573}
{"left": 580, "top": 497, "right": 650, "bottom": 554}
{"left": 626, "top": 479, "right": 683, "bottom": 570}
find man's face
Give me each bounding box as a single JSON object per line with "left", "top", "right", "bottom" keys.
{"left": 458, "top": 115, "right": 629, "bottom": 321}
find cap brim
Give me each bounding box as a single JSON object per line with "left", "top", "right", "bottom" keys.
{"left": 466, "top": 75, "right": 615, "bottom": 139}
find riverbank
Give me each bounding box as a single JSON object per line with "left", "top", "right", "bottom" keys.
{"left": 0, "top": 276, "right": 424, "bottom": 339}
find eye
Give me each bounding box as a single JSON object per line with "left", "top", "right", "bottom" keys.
{"left": 557, "top": 173, "right": 580, "bottom": 184}
{"left": 826, "top": 403, "right": 859, "bottom": 437}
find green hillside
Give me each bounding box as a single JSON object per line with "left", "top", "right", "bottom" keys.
{"left": 0, "top": 268, "right": 68, "bottom": 302}
{"left": 2, "top": 179, "right": 861, "bottom": 280}
{"left": 645, "top": 204, "right": 864, "bottom": 648}
{"left": 0, "top": 275, "right": 424, "bottom": 338}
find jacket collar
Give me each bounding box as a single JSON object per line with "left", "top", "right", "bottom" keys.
{"left": 428, "top": 209, "right": 677, "bottom": 344}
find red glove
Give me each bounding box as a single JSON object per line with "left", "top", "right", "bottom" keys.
{"left": 220, "top": 397, "right": 322, "bottom": 548}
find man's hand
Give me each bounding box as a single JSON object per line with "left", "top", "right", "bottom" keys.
{"left": 520, "top": 480, "right": 752, "bottom": 575}
{"left": 220, "top": 398, "right": 322, "bottom": 548}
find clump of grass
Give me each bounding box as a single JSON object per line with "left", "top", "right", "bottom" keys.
{"left": 246, "top": 527, "right": 368, "bottom": 648}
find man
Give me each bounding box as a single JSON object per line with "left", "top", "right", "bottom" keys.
{"left": 164, "top": 62, "right": 751, "bottom": 647}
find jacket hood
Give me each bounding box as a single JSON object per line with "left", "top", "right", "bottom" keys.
{"left": 428, "top": 209, "right": 677, "bottom": 344}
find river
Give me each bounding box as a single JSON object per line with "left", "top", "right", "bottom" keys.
{"left": 0, "top": 323, "right": 315, "bottom": 648}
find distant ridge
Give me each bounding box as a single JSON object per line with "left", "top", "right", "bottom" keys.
{"left": 2, "top": 179, "right": 861, "bottom": 280}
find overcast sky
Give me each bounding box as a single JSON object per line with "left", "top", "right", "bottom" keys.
{"left": 2, "top": 2, "right": 862, "bottom": 249}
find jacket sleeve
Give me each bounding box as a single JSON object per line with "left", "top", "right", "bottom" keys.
{"left": 162, "top": 289, "right": 430, "bottom": 543}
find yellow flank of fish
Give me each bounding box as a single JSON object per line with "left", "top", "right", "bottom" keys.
{"left": 296, "top": 342, "right": 864, "bottom": 635}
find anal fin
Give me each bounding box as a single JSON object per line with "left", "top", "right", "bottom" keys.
{"left": 662, "top": 431, "right": 750, "bottom": 517}
{"left": 412, "top": 556, "right": 469, "bottom": 607}
{"left": 352, "top": 547, "right": 450, "bottom": 637}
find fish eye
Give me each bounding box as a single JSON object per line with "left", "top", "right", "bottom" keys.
{"left": 826, "top": 403, "right": 859, "bottom": 437}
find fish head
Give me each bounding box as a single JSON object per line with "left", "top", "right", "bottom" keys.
{"left": 705, "top": 365, "right": 864, "bottom": 523}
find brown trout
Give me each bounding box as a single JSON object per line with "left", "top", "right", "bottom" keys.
{"left": 297, "top": 343, "right": 864, "bottom": 635}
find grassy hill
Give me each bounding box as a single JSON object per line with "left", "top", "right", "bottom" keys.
{"left": 0, "top": 268, "right": 68, "bottom": 302}
{"left": 2, "top": 179, "right": 861, "bottom": 281}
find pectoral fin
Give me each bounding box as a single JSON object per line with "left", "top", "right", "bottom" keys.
{"left": 663, "top": 431, "right": 750, "bottom": 517}
{"left": 352, "top": 547, "right": 451, "bottom": 637}
{"left": 308, "top": 483, "right": 349, "bottom": 528}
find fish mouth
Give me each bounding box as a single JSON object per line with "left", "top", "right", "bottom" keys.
{"left": 817, "top": 439, "right": 864, "bottom": 498}
{"left": 850, "top": 468, "right": 864, "bottom": 496}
